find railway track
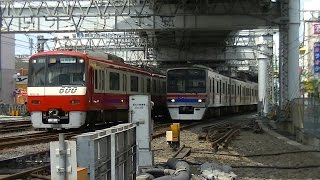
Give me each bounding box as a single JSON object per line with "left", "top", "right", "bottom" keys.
{"left": 152, "top": 116, "right": 234, "bottom": 139}
{"left": 0, "top": 120, "right": 32, "bottom": 133}
{"left": 0, "top": 164, "right": 50, "bottom": 180}
{"left": 0, "top": 131, "right": 80, "bottom": 150}
{"left": 0, "top": 151, "right": 50, "bottom": 172}
{"left": 0, "top": 114, "right": 255, "bottom": 179}
{"left": 0, "top": 121, "right": 124, "bottom": 151}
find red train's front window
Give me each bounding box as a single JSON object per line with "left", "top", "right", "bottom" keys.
{"left": 28, "top": 55, "right": 85, "bottom": 87}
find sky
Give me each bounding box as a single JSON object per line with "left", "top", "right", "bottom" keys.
{"left": 14, "top": 0, "right": 320, "bottom": 55}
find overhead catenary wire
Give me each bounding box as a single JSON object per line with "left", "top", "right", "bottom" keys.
{"left": 2, "top": 2, "right": 316, "bottom": 61}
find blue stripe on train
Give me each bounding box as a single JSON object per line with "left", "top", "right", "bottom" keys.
{"left": 174, "top": 98, "right": 199, "bottom": 103}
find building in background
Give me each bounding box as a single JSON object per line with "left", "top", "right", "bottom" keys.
{"left": 0, "top": 34, "right": 16, "bottom": 104}
{"left": 15, "top": 55, "right": 29, "bottom": 104}
{"left": 300, "top": 11, "right": 320, "bottom": 97}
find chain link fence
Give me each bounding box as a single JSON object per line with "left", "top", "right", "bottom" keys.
{"left": 0, "top": 103, "right": 28, "bottom": 116}
{"left": 291, "top": 98, "right": 320, "bottom": 138}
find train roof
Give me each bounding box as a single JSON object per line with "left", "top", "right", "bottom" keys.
{"left": 166, "top": 64, "right": 216, "bottom": 72}
{"left": 30, "top": 50, "right": 124, "bottom": 62}
{"left": 166, "top": 65, "right": 257, "bottom": 84}
{"left": 30, "top": 50, "right": 165, "bottom": 77}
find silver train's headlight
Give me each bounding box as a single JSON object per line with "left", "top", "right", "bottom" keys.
{"left": 198, "top": 99, "right": 202, "bottom": 103}
{"left": 171, "top": 99, "right": 175, "bottom": 102}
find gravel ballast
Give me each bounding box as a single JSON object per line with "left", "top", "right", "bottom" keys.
{"left": 152, "top": 115, "right": 320, "bottom": 179}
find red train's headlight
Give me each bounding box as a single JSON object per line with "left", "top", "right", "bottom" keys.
{"left": 70, "top": 100, "right": 80, "bottom": 104}
{"left": 31, "top": 100, "right": 40, "bottom": 104}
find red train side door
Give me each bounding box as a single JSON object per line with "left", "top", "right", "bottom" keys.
{"left": 88, "top": 65, "right": 94, "bottom": 106}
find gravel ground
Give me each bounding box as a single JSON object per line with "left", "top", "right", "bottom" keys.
{"left": 0, "top": 130, "right": 49, "bottom": 161}
{"left": 0, "top": 130, "right": 41, "bottom": 138}
{"left": 152, "top": 114, "right": 320, "bottom": 179}
{"left": 1, "top": 114, "right": 319, "bottom": 179}
{"left": 0, "top": 143, "right": 49, "bottom": 161}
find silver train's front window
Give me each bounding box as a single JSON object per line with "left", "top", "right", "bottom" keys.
{"left": 167, "top": 69, "right": 206, "bottom": 93}
{"left": 28, "top": 56, "right": 85, "bottom": 87}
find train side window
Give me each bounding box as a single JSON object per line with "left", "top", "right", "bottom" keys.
{"left": 162, "top": 81, "right": 166, "bottom": 94}
{"left": 97, "top": 70, "right": 100, "bottom": 90}
{"left": 234, "top": 84, "right": 237, "bottom": 102}
{"left": 223, "top": 83, "right": 225, "bottom": 94}
{"left": 152, "top": 79, "right": 156, "bottom": 93}
{"left": 94, "top": 69, "right": 98, "bottom": 90}
{"left": 131, "top": 76, "right": 139, "bottom": 92}
{"left": 141, "top": 77, "right": 144, "bottom": 93}
{"left": 101, "top": 70, "right": 105, "bottom": 90}
{"left": 123, "top": 74, "right": 127, "bottom": 92}
{"left": 219, "top": 80, "right": 222, "bottom": 104}
{"left": 216, "top": 81, "right": 219, "bottom": 93}
{"left": 210, "top": 79, "right": 212, "bottom": 93}
{"left": 212, "top": 79, "right": 215, "bottom": 94}
{"left": 147, "top": 78, "right": 151, "bottom": 93}
{"left": 232, "top": 85, "right": 234, "bottom": 95}
{"left": 157, "top": 80, "right": 161, "bottom": 93}
{"left": 110, "top": 72, "right": 120, "bottom": 90}
{"left": 236, "top": 85, "right": 237, "bottom": 95}
{"left": 104, "top": 70, "right": 108, "bottom": 91}
{"left": 212, "top": 79, "right": 215, "bottom": 103}
{"left": 98, "top": 70, "right": 101, "bottom": 90}
{"left": 228, "top": 84, "right": 230, "bottom": 94}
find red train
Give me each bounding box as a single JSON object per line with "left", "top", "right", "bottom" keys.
{"left": 27, "top": 50, "right": 166, "bottom": 129}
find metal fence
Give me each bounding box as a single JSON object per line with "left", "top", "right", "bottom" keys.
{"left": 291, "top": 98, "right": 320, "bottom": 138}
{"left": 75, "top": 123, "right": 136, "bottom": 180}
{"left": 0, "top": 103, "right": 28, "bottom": 116}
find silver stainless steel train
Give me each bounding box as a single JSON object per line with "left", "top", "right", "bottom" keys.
{"left": 166, "top": 65, "right": 258, "bottom": 121}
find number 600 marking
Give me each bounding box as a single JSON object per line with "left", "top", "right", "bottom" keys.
{"left": 59, "top": 87, "right": 77, "bottom": 94}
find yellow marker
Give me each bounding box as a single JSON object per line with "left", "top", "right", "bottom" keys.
{"left": 167, "top": 123, "right": 180, "bottom": 150}
{"left": 170, "top": 123, "right": 180, "bottom": 142}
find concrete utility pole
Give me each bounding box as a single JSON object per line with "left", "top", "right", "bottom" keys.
{"left": 29, "top": 37, "right": 33, "bottom": 55}
{"left": 288, "top": 0, "right": 300, "bottom": 100}
{"left": 0, "top": 1, "right": 2, "bottom": 71}
{"left": 258, "top": 58, "right": 268, "bottom": 116}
